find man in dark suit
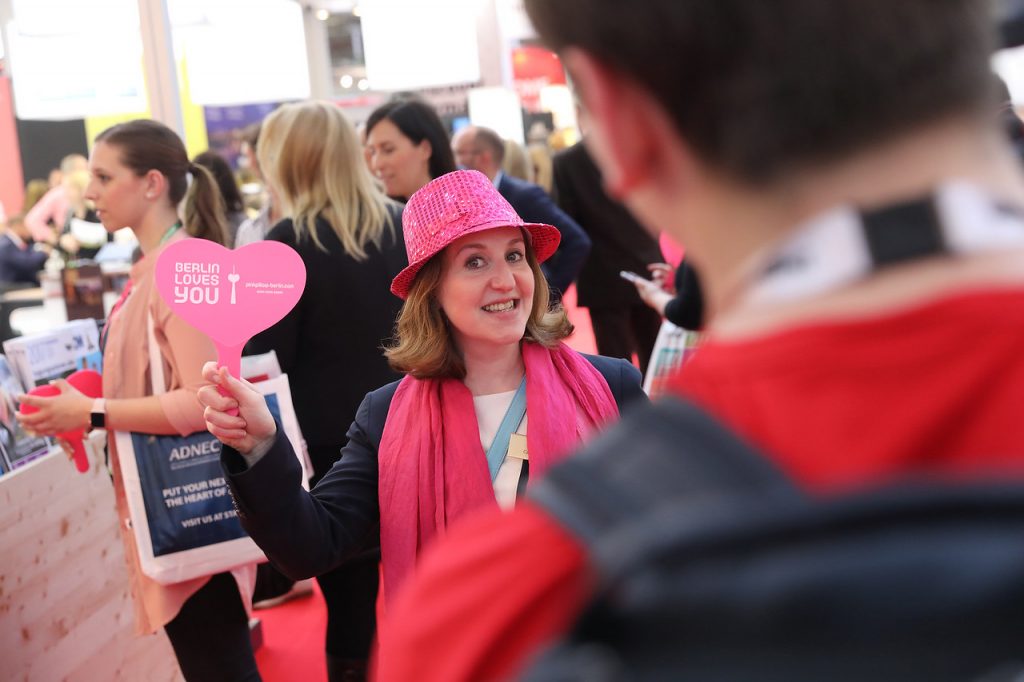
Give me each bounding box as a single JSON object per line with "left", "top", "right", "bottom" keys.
{"left": 452, "top": 126, "right": 591, "bottom": 298}
{"left": 0, "top": 214, "right": 49, "bottom": 286}
{"left": 552, "top": 141, "right": 664, "bottom": 373}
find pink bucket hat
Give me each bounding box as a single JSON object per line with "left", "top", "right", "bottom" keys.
{"left": 391, "top": 170, "right": 561, "bottom": 300}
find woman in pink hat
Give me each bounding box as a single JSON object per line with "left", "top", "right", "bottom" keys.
{"left": 198, "top": 170, "right": 645, "bottom": 637}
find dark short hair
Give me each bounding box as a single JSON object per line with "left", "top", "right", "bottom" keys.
{"left": 525, "top": 0, "right": 997, "bottom": 184}
{"left": 473, "top": 127, "right": 506, "bottom": 165}
{"left": 366, "top": 98, "right": 457, "bottom": 181}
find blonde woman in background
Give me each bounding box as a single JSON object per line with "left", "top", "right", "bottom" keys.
{"left": 244, "top": 100, "right": 406, "bottom": 682}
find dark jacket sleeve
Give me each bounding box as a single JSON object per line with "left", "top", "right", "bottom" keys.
{"left": 222, "top": 387, "right": 388, "bottom": 580}
{"left": 247, "top": 221, "right": 302, "bottom": 369}
{"left": 662, "top": 260, "right": 705, "bottom": 331}
{"left": 583, "top": 353, "right": 647, "bottom": 413}
{"left": 550, "top": 158, "right": 580, "bottom": 227}
{"left": 510, "top": 181, "right": 592, "bottom": 295}
{"left": 615, "top": 359, "right": 647, "bottom": 412}
{"left": 0, "top": 239, "right": 46, "bottom": 284}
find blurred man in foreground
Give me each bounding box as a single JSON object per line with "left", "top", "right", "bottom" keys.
{"left": 378, "top": 1, "right": 1024, "bottom": 679}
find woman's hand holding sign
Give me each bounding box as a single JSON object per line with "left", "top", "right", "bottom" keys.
{"left": 198, "top": 362, "right": 276, "bottom": 455}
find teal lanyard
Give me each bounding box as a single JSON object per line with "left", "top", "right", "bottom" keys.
{"left": 485, "top": 377, "right": 527, "bottom": 482}
{"left": 159, "top": 221, "right": 182, "bottom": 247}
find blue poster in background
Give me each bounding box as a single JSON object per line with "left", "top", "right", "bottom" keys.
{"left": 135, "top": 395, "right": 285, "bottom": 557}
{"left": 203, "top": 102, "right": 284, "bottom": 169}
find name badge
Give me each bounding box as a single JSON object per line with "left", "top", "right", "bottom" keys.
{"left": 507, "top": 433, "right": 528, "bottom": 460}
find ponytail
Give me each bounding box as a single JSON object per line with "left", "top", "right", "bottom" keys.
{"left": 183, "top": 162, "right": 229, "bottom": 247}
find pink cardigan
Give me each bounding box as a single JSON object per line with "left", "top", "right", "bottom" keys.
{"left": 24, "top": 186, "right": 68, "bottom": 243}
{"left": 104, "top": 231, "right": 255, "bottom": 634}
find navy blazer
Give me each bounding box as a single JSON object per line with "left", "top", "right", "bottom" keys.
{"left": 0, "top": 235, "right": 47, "bottom": 285}
{"left": 496, "top": 173, "right": 592, "bottom": 297}
{"left": 222, "top": 353, "right": 646, "bottom": 580}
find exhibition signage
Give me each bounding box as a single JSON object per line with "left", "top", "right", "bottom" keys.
{"left": 154, "top": 239, "right": 306, "bottom": 388}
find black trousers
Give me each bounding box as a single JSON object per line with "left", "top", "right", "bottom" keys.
{"left": 164, "top": 572, "right": 261, "bottom": 682}
{"left": 587, "top": 302, "right": 663, "bottom": 376}
{"left": 317, "top": 551, "right": 379, "bottom": 660}
{"left": 253, "top": 562, "right": 296, "bottom": 603}
{"left": 307, "top": 443, "right": 380, "bottom": 665}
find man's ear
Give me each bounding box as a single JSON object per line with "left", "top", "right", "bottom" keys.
{"left": 562, "top": 48, "right": 668, "bottom": 200}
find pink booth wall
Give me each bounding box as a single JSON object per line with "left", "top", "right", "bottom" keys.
{"left": 0, "top": 77, "right": 24, "bottom": 216}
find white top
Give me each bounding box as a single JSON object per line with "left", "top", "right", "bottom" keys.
{"left": 473, "top": 389, "right": 528, "bottom": 510}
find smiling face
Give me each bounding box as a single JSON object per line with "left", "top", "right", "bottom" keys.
{"left": 365, "top": 117, "right": 433, "bottom": 200}
{"left": 84, "top": 140, "right": 149, "bottom": 232}
{"left": 437, "top": 225, "right": 535, "bottom": 355}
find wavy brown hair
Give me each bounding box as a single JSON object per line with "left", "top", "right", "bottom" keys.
{"left": 385, "top": 233, "right": 573, "bottom": 379}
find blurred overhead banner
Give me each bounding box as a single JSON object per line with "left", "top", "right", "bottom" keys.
{"left": 6, "top": 0, "right": 147, "bottom": 120}
{"left": 174, "top": 0, "right": 310, "bottom": 106}
{"left": 361, "top": 0, "right": 481, "bottom": 91}
{"left": 468, "top": 86, "right": 524, "bottom": 144}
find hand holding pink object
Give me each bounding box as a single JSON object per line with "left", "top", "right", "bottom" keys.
{"left": 197, "top": 362, "right": 277, "bottom": 456}
{"left": 18, "top": 369, "right": 103, "bottom": 473}
{"left": 154, "top": 239, "right": 306, "bottom": 413}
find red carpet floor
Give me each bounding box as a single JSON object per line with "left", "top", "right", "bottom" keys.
{"left": 560, "top": 285, "right": 598, "bottom": 356}
{"left": 255, "top": 582, "right": 328, "bottom": 681}
{"left": 255, "top": 287, "right": 596, "bottom": 681}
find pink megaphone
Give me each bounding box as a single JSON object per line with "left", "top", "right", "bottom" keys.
{"left": 19, "top": 369, "right": 103, "bottom": 473}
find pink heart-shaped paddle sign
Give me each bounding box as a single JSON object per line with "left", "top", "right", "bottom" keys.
{"left": 154, "top": 239, "right": 306, "bottom": 381}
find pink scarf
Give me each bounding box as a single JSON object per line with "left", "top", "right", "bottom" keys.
{"left": 376, "top": 341, "right": 619, "bottom": 601}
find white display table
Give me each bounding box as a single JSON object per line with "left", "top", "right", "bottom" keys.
{"left": 0, "top": 441, "right": 182, "bottom": 680}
